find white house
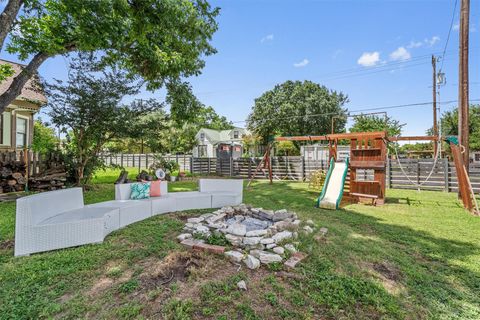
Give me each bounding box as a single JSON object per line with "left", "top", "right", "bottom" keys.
{"left": 193, "top": 127, "right": 249, "bottom": 158}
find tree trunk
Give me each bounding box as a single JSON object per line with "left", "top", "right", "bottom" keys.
{"left": 0, "top": 51, "right": 50, "bottom": 113}
{"left": 0, "top": 0, "right": 23, "bottom": 51}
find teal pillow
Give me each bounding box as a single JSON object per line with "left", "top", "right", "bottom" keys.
{"left": 130, "top": 182, "right": 151, "bottom": 200}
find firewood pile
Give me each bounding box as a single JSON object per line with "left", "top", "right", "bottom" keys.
{"left": 0, "top": 160, "right": 28, "bottom": 193}
{"left": 28, "top": 166, "right": 67, "bottom": 192}
{"left": 0, "top": 151, "right": 67, "bottom": 193}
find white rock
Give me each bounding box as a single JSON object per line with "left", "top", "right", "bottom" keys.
{"left": 226, "top": 223, "right": 247, "bottom": 236}
{"left": 305, "top": 219, "right": 315, "bottom": 226}
{"left": 245, "top": 229, "right": 268, "bottom": 237}
{"left": 237, "top": 280, "right": 247, "bottom": 290}
{"left": 273, "top": 230, "right": 293, "bottom": 243}
{"left": 224, "top": 250, "right": 244, "bottom": 263}
{"left": 187, "top": 217, "right": 204, "bottom": 224}
{"left": 195, "top": 225, "right": 210, "bottom": 233}
{"left": 303, "top": 226, "right": 314, "bottom": 234}
{"left": 260, "top": 238, "right": 275, "bottom": 245}
{"left": 284, "top": 244, "right": 297, "bottom": 253}
{"left": 244, "top": 255, "right": 260, "bottom": 269}
{"left": 273, "top": 246, "right": 285, "bottom": 255}
{"left": 249, "top": 249, "right": 262, "bottom": 258}
{"left": 257, "top": 251, "right": 283, "bottom": 264}
{"left": 292, "top": 219, "right": 302, "bottom": 226}
{"left": 225, "top": 234, "right": 243, "bottom": 246}
{"left": 177, "top": 233, "right": 192, "bottom": 242}
{"left": 243, "top": 237, "right": 262, "bottom": 246}
{"left": 266, "top": 243, "right": 276, "bottom": 249}
{"left": 319, "top": 227, "right": 328, "bottom": 236}
{"left": 272, "top": 209, "right": 293, "bottom": 221}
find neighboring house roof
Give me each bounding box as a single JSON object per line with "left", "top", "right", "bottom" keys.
{"left": 0, "top": 59, "right": 47, "bottom": 106}
{"left": 198, "top": 127, "right": 249, "bottom": 145}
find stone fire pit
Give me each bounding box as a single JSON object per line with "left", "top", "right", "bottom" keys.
{"left": 178, "top": 204, "right": 314, "bottom": 269}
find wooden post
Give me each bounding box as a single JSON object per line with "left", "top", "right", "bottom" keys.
{"left": 145, "top": 154, "right": 149, "bottom": 169}
{"left": 120, "top": 153, "right": 124, "bottom": 168}
{"left": 248, "top": 158, "right": 252, "bottom": 179}
{"left": 386, "top": 157, "right": 391, "bottom": 188}
{"left": 300, "top": 156, "right": 305, "bottom": 181}
{"left": 458, "top": 0, "right": 470, "bottom": 172}
{"left": 444, "top": 158, "right": 449, "bottom": 192}
{"left": 432, "top": 55, "right": 438, "bottom": 156}
{"left": 417, "top": 160, "right": 420, "bottom": 187}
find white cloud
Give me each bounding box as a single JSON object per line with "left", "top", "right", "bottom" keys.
{"left": 407, "top": 40, "right": 423, "bottom": 49}
{"left": 293, "top": 58, "right": 309, "bottom": 67}
{"left": 260, "top": 34, "right": 274, "bottom": 43}
{"left": 425, "top": 36, "right": 440, "bottom": 46}
{"left": 389, "top": 46, "right": 411, "bottom": 61}
{"left": 357, "top": 52, "right": 380, "bottom": 67}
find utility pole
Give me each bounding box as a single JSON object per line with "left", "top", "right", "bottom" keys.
{"left": 432, "top": 55, "right": 438, "bottom": 155}
{"left": 458, "top": 0, "right": 470, "bottom": 172}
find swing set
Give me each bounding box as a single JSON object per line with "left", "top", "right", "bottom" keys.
{"left": 247, "top": 119, "right": 478, "bottom": 214}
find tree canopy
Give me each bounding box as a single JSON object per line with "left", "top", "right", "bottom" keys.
{"left": 349, "top": 114, "right": 403, "bottom": 137}
{"left": 440, "top": 105, "right": 480, "bottom": 151}
{"left": 47, "top": 54, "right": 161, "bottom": 185}
{"left": 247, "top": 80, "right": 348, "bottom": 141}
{"left": 0, "top": 0, "right": 219, "bottom": 114}
{"left": 31, "top": 119, "right": 59, "bottom": 153}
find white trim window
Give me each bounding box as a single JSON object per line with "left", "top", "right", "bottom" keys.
{"left": 16, "top": 116, "right": 28, "bottom": 148}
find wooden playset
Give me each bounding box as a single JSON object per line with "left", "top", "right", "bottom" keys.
{"left": 248, "top": 130, "right": 478, "bottom": 214}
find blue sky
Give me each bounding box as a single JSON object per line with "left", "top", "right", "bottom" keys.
{"left": 2, "top": 0, "right": 479, "bottom": 136}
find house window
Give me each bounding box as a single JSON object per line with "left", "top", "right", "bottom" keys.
{"left": 475, "top": 153, "right": 480, "bottom": 162}
{"left": 233, "top": 131, "right": 239, "bottom": 139}
{"left": 16, "top": 117, "right": 27, "bottom": 148}
{"left": 234, "top": 146, "right": 241, "bottom": 152}
{"left": 200, "top": 133, "right": 205, "bottom": 140}
{"left": 222, "top": 145, "right": 229, "bottom": 151}
{"left": 198, "top": 145, "right": 207, "bottom": 157}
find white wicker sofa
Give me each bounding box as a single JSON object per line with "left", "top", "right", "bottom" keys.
{"left": 14, "top": 188, "right": 122, "bottom": 256}
{"left": 15, "top": 179, "right": 243, "bottom": 256}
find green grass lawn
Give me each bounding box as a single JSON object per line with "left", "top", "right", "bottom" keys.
{"left": 1, "top": 171, "right": 480, "bottom": 319}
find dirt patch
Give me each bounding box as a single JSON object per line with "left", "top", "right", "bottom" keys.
{"left": 0, "top": 239, "right": 14, "bottom": 250}
{"left": 365, "top": 261, "right": 404, "bottom": 295}
{"left": 372, "top": 262, "right": 401, "bottom": 282}
{"left": 139, "top": 251, "right": 200, "bottom": 291}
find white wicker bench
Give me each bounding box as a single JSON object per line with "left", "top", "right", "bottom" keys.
{"left": 14, "top": 179, "right": 243, "bottom": 256}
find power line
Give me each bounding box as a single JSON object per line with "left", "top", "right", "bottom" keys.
{"left": 440, "top": 0, "right": 458, "bottom": 71}
{"left": 233, "top": 98, "right": 480, "bottom": 125}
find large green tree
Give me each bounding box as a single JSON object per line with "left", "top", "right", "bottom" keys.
{"left": 47, "top": 54, "right": 161, "bottom": 185}
{"left": 439, "top": 105, "right": 480, "bottom": 151}
{"left": 247, "top": 80, "right": 348, "bottom": 141}
{"left": 349, "top": 114, "right": 403, "bottom": 137}
{"left": 0, "top": 0, "right": 219, "bottom": 114}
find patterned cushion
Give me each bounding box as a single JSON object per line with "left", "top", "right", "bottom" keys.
{"left": 130, "top": 182, "right": 151, "bottom": 200}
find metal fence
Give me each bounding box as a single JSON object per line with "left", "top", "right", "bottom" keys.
{"left": 99, "top": 153, "right": 480, "bottom": 193}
